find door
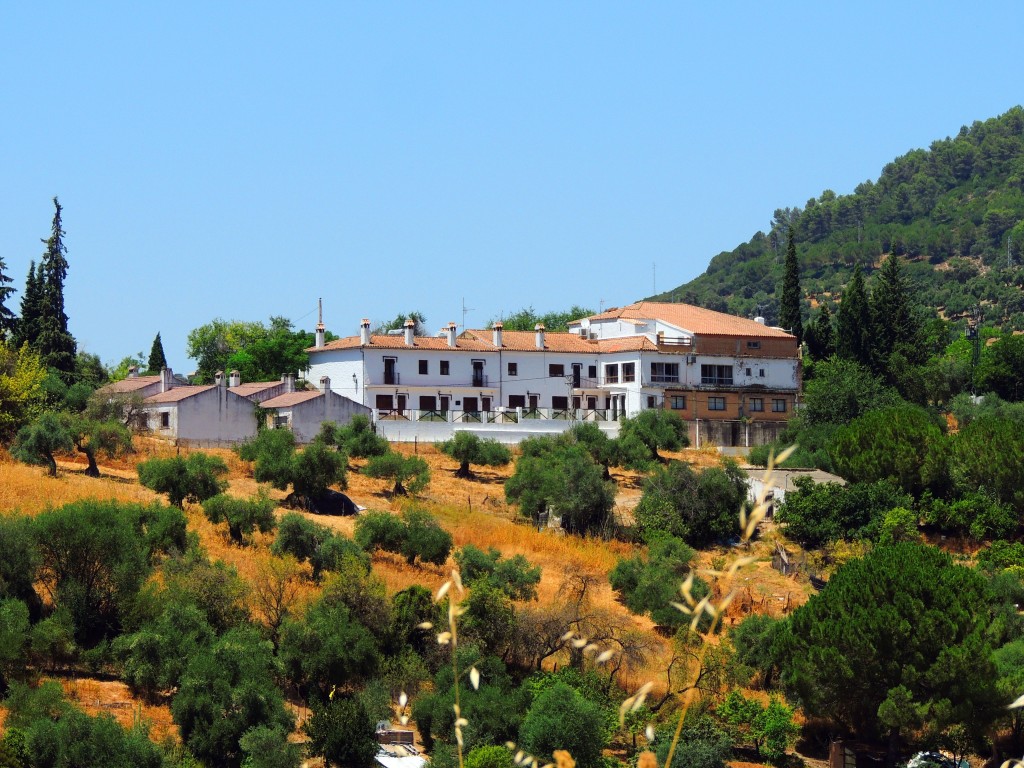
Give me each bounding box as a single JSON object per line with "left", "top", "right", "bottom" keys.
{"left": 463, "top": 397, "right": 479, "bottom": 413}
{"left": 440, "top": 395, "right": 450, "bottom": 413}
{"left": 572, "top": 396, "right": 581, "bottom": 410}
{"left": 587, "top": 396, "right": 597, "bottom": 409}
{"left": 528, "top": 394, "right": 539, "bottom": 410}
{"left": 396, "top": 394, "right": 407, "bottom": 413}
{"left": 508, "top": 395, "right": 525, "bottom": 409}
{"left": 572, "top": 364, "right": 581, "bottom": 388}
{"left": 481, "top": 396, "right": 491, "bottom": 412}
{"left": 472, "top": 360, "right": 485, "bottom": 387}
{"left": 384, "top": 358, "right": 397, "bottom": 385}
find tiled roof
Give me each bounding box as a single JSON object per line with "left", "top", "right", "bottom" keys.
{"left": 596, "top": 336, "right": 659, "bottom": 353}
{"left": 144, "top": 386, "right": 215, "bottom": 404}
{"left": 101, "top": 375, "right": 160, "bottom": 393}
{"left": 464, "top": 329, "right": 599, "bottom": 353}
{"left": 573, "top": 301, "right": 795, "bottom": 338}
{"left": 259, "top": 391, "right": 323, "bottom": 408}
{"left": 229, "top": 381, "right": 284, "bottom": 396}
{"left": 311, "top": 334, "right": 494, "bottom": 352}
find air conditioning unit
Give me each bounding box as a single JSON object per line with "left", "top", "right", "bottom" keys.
{"left": 686, "top": 355, "right": 697, "bottom": 364}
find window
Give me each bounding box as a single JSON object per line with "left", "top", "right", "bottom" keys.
{"left": 605, "top": 363, "right": 619, "bottom": 384}
{"left": 508, "top": 362, "right": 518, "bottom": 376}
{"left": 747, "top": 340, "right": 761, "bottom": 349}
{"left": 647, "top": 396, "right": 656, "bottom": 408}
{"left": 700, "top": 364, "right": 733, "bottom": 386}
{"left": 622, "top": 363, "right": 635, "bottom": 383}
{"left": 549, "top": 364, "right": 565, "bottom": 377}
{"left": 160, "top": 412, "right": 170, "bottom": 428}
{"left": 708, "top": 396, "right": 726, "bottom": 411}
{"left": 749, "top": 398, "right": 764, "bottom": 412}
{"left": 440, "top": 360, "right": 450, "bottom": 376}
{"left": 418, "top": 360, "right": 428, "bottom": 375}
{"left": 552, "top": 396, "right": 569, "bottom": 410}
{"left": 588, "top": 365, "right": 597, "bottom": 379}
{"left": 650, "top": 362, "right": 679, "bottom": 383}
{"left": 745, "top": 367, "right": 752, "bottom": 377}
{"left": 759, "top": 369, "right": 766, "bottom": 378}
{"left": 670, "top": 395, "right": 687, "bottom": 409}
{"left": 772, "top": 399, "right": 787, "bottom": 413}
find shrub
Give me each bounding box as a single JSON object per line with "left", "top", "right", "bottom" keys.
{"left": 137, "top": 453, "right": 228, "bottom": 508}
{"left": 609, "top": 534, "right": 708, "bottom": 627}
{"left": 454, "top": 544, "right": 541, "bottom": 601}
{"left": 440, "top": 432, "right": 512, "bottom": 478}
{"left": 364, "top": 451, "right": 430, "bottom": 496}
{"left": 776, "top": 477, "right": 912, "bottom": 546}
{"left": 354, "top": 509, "right": 452, "bottom": 567}
{"left": 201, "top": 491, "right": 276, "bottom": 545}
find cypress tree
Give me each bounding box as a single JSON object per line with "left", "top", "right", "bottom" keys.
{"left": 14, "top": 260, "right": 43, "bottom": 349}
{"left": 148, "top": 332, "right": 168, "bottom": 374}
{"left": 805, "top": 303, "right": 835, "bottom": 360}
{"left": 779, "top": 228, "right": 803, "bottom": 343}
{"left": 871, "top": 254, "right": 920, "bottom": 367}
{"left": 0, "top": 253, "right": 16, "bottom": 341}
{"left": 835, "top": 264, "right": 872, "bottom": 367}
{"left": 35, "top": 197, "right": 77, "bottom": 377}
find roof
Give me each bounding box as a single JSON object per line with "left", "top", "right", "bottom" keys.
{"left": 259, "top": 391, "right": 323, "bottom": 408}
{"left": 573, "top": 301, "right": 796, "bottom": 338}
{"left": 229, "top": 381, "right": 284, "bottom": 396}
{"left": 311, "top": 334, "right": 495, "bottom": 353}
{"left": 464, "top": 329, "right": 599, "bottom": 353}
{"left": 101, "top": 375, "right": 160, "bottom": 393}
{"left": 144, "top": 385, "right": 215, "bottom": 404}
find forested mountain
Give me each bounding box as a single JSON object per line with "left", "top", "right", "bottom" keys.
{"left": 651, "top": 107, "right": 1024, "bottom": 330}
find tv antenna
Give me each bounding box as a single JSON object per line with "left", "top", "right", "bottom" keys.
{"left": 461, "top": 297, "right": 474, "bottom": 330}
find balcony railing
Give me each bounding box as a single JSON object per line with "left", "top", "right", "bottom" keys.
{"left": 383, "top": 371, "right": 400, "bottom": 385}
{"left": 373, "top": 408, "right": 614, "bottom": 423}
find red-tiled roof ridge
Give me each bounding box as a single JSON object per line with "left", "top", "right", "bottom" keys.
{"left": 259, "top": 391, "right": 323, "bottom": 408}
{"left": 144, "top": 385, "right": 215, "bottom": 404}
{"left": 572, "top": 301, "right": 795, "bottom": 338}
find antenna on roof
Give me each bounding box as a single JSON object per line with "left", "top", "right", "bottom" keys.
{"left": 599, "top": 298, "right": 606, "bottom": 313}
{"left": 461, "top": 297, "right": 474, "bottom": 330}
{"left": 317, "top": 298, "right": 323, "bottom": 325}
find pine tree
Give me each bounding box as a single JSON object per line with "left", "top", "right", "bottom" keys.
{"left": 779, "top": 228, "right": 803, "bottom": 343}
{"left": 148, "top": 332, "right": 168, "bottom": 374}
{"left": 35, "top": 197, "right": 77, "bottom": 377}
{"left": 14, "top": 261, "right": 43, "bottom": 349}
{"left": 871, "top": 255, "right": 921, "bottom": 368}
{"left": 0, "top": 254, "right": 16, "bottom": 341}
{"left": 835, "top": 264, "right": 872, "bottom": 367}
{"left": 805, "top": 303, "right": 835, "bottom": 360}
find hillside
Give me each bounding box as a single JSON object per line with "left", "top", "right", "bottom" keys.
{"left": 651, "top": 106, "right": 1024, "bottom": 330}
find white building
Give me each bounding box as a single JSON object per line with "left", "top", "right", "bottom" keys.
{"left": 306, "top": 301, "right": 801, "bottom": 445}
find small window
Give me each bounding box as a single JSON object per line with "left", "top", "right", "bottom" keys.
{"left": 772, "top": 399, "right": 787, "bottom": 413}
{"left": 549, "top": 364, "right": 565, "bottom": 377}
{"left": 745, "top": 367, "right": 751, "bottom": 376}
{"left": 670, "top": 395, "right": 687, "bottom": 410}
{"left": 588, "top": 365, "right": 597, "bottom": 379}
{"left": 418, "top": 360, "right": 428, "bottom": 375}
{"left": 508, "top": 362, "right": 518, "bottom": 376}
{"left": 759, "top": 369, "right": 766, "bottom": 378}
{"left": 160, "top": 412, "right": 170, "bottom": 428}
{"left": 646, "top": 396, "right": 656, "bottom": 408}
{"left": 750, "top": 398, "right": 764, "bottom": 412}
{"left": 440, "top": 361, "right": 450, "bottom": 376}
{"left": 708, "top": 397, "right": 726, "bottom": 411}
{"left": 605, "top": 364, "right": 619, "bottom": 384}
{"left": 622, "top": 363, "right": 635, "bottom": 383}
{"left": 747, "top": 340, "right": 761, "bottom": 349}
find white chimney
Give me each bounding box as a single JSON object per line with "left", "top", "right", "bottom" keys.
{"left": 404, "top": 318, "right": 415, "bottom": 346}
{"left": 360, "top": 318, "right": 371, "bottom": 345}
{"left": 285, "top": 374, "right": 295, "bottom": 393}
{"left": 214, "top": 370, "right": 224, "bottom": 387}
{"left": 534, "top": 323, "right": 546, "bottom": 349}
{"left": 128, "top": 366, "right": 139, "bottom": 379}
{"left": 319, "top": 375, "right": 331, "bottom": 393}
{"left": 492, "top": 322, "right": 503, "bottom": 347}
{"left": 754, "top": 316, "right": 766, "bottom": 325}
{"left": 229, "top": 370, "right": 241, "bottom": 388}
{"left": 160, "top": 367, "right": 174, "bottom": 393}
{"left": 446, "top": 322, "right": 457, "bottom": 348}
{"left": 315, "top": 298, "right": 325, "bottom": 348}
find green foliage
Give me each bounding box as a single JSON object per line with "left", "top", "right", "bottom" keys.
{"left": 0, "top": 515, "right": 41, "bottom": 611}
{"left": 237, "top": 430, "right": 347, "bottom": 504}
{"left": 455, "top": 544, "right": 541, "bottom": 600}
{"left": 505, "top": 439, "right": 615, "bottom": 534}
{"left": 147, "top": 332, "right": 168, "bottom": 375}
{"left": 776, "top": 477, "right": 912, "bottom": 546}
{"left": 440, "top": 431, "right": 512, "bottom": 478}
{"left": 878, "top": 507, "right": 920, "bottom": 544}
{"left": 717, "top": 690, "right": 799, "bottom": 765}
{"left": 239, "top": 725, "right": 301, "bottom": 768}
{"left": 632, "top": 459, "right": 747, "bottom": 547}
{"left": 32, "top": 499, "right": 154, "bottom": 646}
{"left": 728, "top": 614, "right": 787, "bottom": 690}
{"left": 828, "top": 404, "right": 948, "bottom": 494}
{"left": 172, "top": 626, "right": 294, "bottom": 768}
{"left": 160, "top": 547, "right": 251, "bottom": 633}
{"left": 187, "top": 316, "right": 318, "bottom": 384}
{"left": 518, "top": 682, "right": 608, "bottom": 768}
{"left": 202, "top": 492, "right": 276, "bottom": 546}
{"left": 10, "top": 411, "right": 74, "bottom": 476}
{"left": 920, "top": 489, "right": 1017, "bottom": 540}
{"left": 0, "top": 341, "right": 47, "bottom": 441}
{"left": 306, "top": 696, "right": 379, "bottom": 768}
{"left": 610, "top": 534, "right": 708, "bottom": 627}
{"left": 354, "top": 509, "right": 452, "bottom": 566}
{"left": 64, "top": 414, "right": 133, "bottom": 477}
{"left": 617, "top": 409, "right": 688, "bottom": 467}
{"left": 0, "top": 598, "right": 30, "bottom": 694}
{"left": 976, "top": 540, "right": 1024, "bottom": 575}
{"left": 779, "top": 227, "right": 803, "bottom": 342}
{"left": 747, "top": 422, "right": 837, "bottom": 471}
{"left": 801, "top": 356, "right": 902, "bottom": 426}
{"left": 461, "top": 582, "right": 517, "bottom": 656}
{"left": 779, "top": 542, "right": 1001, "bottom": 741}
{"left": 34, "top": 198, "right": 77, "bottom": 378}
{"left": 137, "top": 452, "right": 229, "bottom": 508}
{"left": 976, "top": 332, "right": 1024, "bottom": 401}
{"left": 0, "top": 254, "right": 16, "bottom": 342}
{"left": 950, "top": 415, "right": 1024, "bottom": 513}
{"left": 325, "top": 414, "right": 389, "bottom": 458}
{"left": 465, "top": 745, "right": 516, "bottom": 768}
{"left": 489, "top": 305, "right": 595, "bottom": 332}
{"left": 271, "top": 513, "right": 368, "bottom": 581}
{"left": 654, "top": 715, "right": 732, "bottom": 768}
{"left": 804, "top": 303, "right": 835, "bottom": 360}
{"left": 363, "top": 451, "right": 430, "bottom": 496}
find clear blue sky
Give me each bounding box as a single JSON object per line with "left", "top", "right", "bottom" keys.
{"left": 1, "top": 2, "right": 1021, "bottom": 374}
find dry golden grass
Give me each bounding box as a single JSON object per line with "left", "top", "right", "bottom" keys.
{"left": 56, "top": 677, "right": 177, "bottom": 743}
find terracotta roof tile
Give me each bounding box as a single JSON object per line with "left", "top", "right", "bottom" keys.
{"left": 101, "top": 376, "right": 160, "bottom": 393}
{"left": 144, "top": 386, "right": 215, "bottom": 404}
{"left": 573, "top": 301, "right": 795, "bottom": 338}
{"left": 462, "top": 329, "right": 598, "bottom": 353}
{"left": 230, "top": 381, "right": 285, "bottom": 396}
{"left": 259, "top": 391, "right": 324, "bottom": 408}
{"left": 310, "top": 334, "right": 494, "bottom": 352}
